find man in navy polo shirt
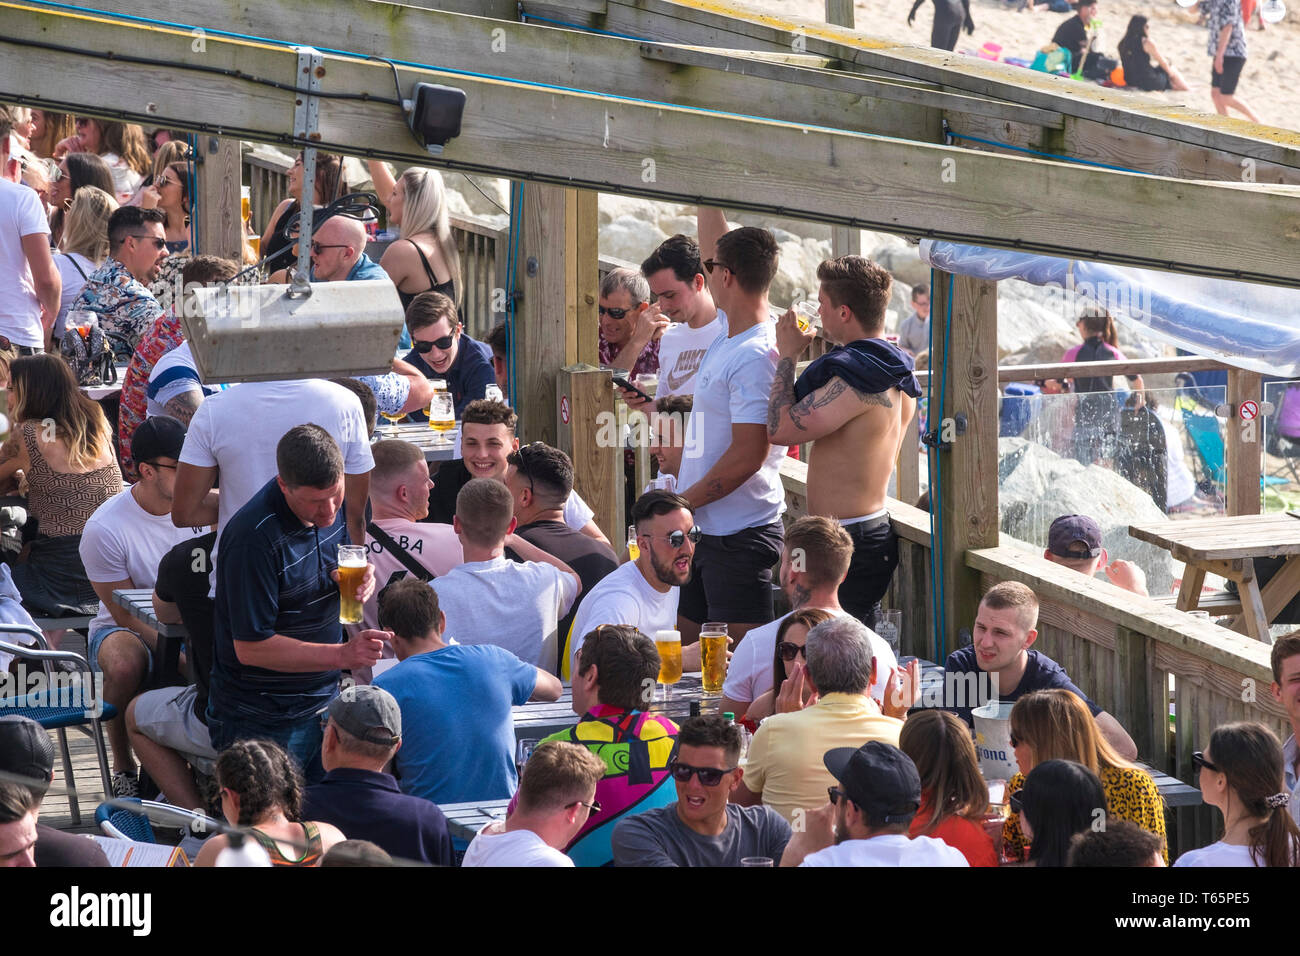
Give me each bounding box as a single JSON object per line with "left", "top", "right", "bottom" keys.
{"left": 943, "top": 580, "right": 1138, "bottom": 760}
{"left": 302, "top": 685, "right": 453, "bottom": 866}
{"left": 208, "top": 425, "right": 379, "bottom": 782}
{"left": 403, "top": 291, "right": 494, "bottom": 419}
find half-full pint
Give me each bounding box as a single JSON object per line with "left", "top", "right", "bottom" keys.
{"left": 337, "top": 545, "right": 367, "bottom": 624}
{"left": 655, "top": 629, "right": 682, "bottom": 685}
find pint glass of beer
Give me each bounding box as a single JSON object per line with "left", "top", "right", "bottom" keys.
{"left": 655, "top": 629, "right": 682, "bottom": 700}
{"left": 700, "top": 622, "right": 729, "bottom": 695}
{"left": 337, "top": 545, "right": 368, "bottom": 624}
{"left": 427, "top": 380, "right": 455, "bottom": 434}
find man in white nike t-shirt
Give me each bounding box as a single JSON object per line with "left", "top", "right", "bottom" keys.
{"left": 633, "top": 234, "right": 726, "bottom": 400}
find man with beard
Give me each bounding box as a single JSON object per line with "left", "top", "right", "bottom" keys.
{"left": 565, "top": 491, "right": 701, "bottom": 679}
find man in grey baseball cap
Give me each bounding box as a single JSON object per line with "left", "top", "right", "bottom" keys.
{"left": 302, "top": 685, "right": 452, "bottom": 866}
{"left": 780, "top": 741, "right": 968, "bottom": 867}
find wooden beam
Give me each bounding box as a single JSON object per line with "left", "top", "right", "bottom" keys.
{"left": 7, "top": 7, "right": 1300, "bottom": 286}
{"left": 517, "top": 184, "right": 598, "bottom": 445}
{"left": 932, "top": 272, "right": 999, "bottom": 654}
{"left": 994, "top": 356, "right": 1231, "bottom": 383}
{"left": 193, "top": 136, "right": 242, "bottom": 261}
{"left": 556, "top": 365, "right": 623, "bottom": 545}
{"left": 1225, "top": 368, "right": 1263, "bottom": 517}
{"left": 824, "top": 0, "right": 854, "bottom": 28}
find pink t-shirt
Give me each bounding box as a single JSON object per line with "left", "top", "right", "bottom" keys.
{"left": 363, "top": 519, "right": 464, "bottom": 631}
{"left": 1061, "top": 342, "right": 1127, "bottom": 363}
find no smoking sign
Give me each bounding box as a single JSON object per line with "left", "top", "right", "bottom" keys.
{"left": 1239, "top": 400, "right": 1259, "bottom": 421}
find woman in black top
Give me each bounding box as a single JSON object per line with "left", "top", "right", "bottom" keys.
{"left": 259, "top": 151, "right": 344, "bottom": 273}
{"left": 1118, "top": 16, "right": 1189, "bottom": 91}
{"left": 367, "top": 160, "right": 461, "bottom": 312}
{"left": 907, "top": 0, "right": 975, "bottom": 52}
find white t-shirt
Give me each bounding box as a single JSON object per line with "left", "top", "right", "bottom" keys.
{"left": 1172, "top": 842, "right": 1263, "bottom": 867}
{"left": 656, "top": 313, "right": 726, "bottom": 397}
{"left": 800, "top": 833, "right": 969, "bottom": 867}
{"left": 462, "top": 825, "right": 573, "bottom": 867}
{"left": 721, "top": 609, "right": 898, "bottom": 707}
{"left": 147, "top": 341, "right": 207, "bottom": 418}
{"left": 0, "top": 178, "right": 52, "bottom": 348}
{"left": 102, "top": 152, "right": 143, "bottom": 204}
{"left": 563, "top": 490, "right": 595, "bottom": 532}
{"left": 675, "top": 321, "right": 786, "bottom": 536}
{"left": 54, "top": 251, "right": 95, "bottom": 340}
{"left": 432, "top": 556, "right": 578, "bottom": 672}
{"left": 568, "top": 559, "right": 679, "bottom": 676}
{"left": 178, "top": 378, "right": 375, "bottom": 551}
{"left": 79, "top": 488, "right": 209, "bottom": 635}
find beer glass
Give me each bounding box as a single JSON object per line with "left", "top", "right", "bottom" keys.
{"left": 655, "top": 629, "right": 682, "bottom": 700}
{"left": 792, "top": 299, "right": 820, "bottom": 333}
{"left": 427, "top": 380, "right": 455, "bottom": 435}
{"left": 700, "top": 621, "right": 729, "bottom": 696}
{"left": 337, "top": 545, "right": 367, "bottom": 624}
{"left": 876, "top": 609, "right": 902, "bottom": 655}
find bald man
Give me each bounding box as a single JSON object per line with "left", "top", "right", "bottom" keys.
{"left": 310, "top": 215, "right": 389, "bottom": 283}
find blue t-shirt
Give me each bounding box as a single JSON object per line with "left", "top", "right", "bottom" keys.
{"left": 405, "top": 333, "right": 494, "bottom": 419}
{"left": 210, "top": 478, "right": 349, "bottom": 723}
{"left": 374, "top": 643, "right": 538, "bottom": 804}
{"left": 943, "top": 646, "right": 1101, "bottom": 728}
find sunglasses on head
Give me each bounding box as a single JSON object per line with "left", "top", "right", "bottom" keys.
{"left": 642, "top": 527, "right": 702, "bottom": 549}
{"left": 777, "top": 641, "right": 807, "bottom": 663}
{"left": 413, "top": 334, "right": 456, "bottom": 353}
{"left": 598, "top": 306, "right": 630, "bottom": 319}
{"left": 668, "top": 757, "right": 735, "bottom": 787}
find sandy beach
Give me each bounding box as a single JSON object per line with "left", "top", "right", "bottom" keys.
{"left": 737, "top": 0, "right": 1296, "bottom": 130}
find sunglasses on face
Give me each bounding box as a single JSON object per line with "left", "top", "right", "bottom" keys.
{"left": 413, "top": 334, "right": 456, "bottom": 353}
{"left": 129, "top": 235, "right": 167, "bottom": 250}
{"left": 642, "top": 527, "right": 702, "bottom": 549}
{"left": 668, "top": 757, "right": 735, "bottom": 787}
{"left": 1192, "top": 751, "right": 1219, "bottom": 773}
{"left": 310, "top": 242, "right": 349, "bottom": 255}
{"left": 827, "top": 786, "right": 857, "bottom": 808}
{"left": 777, "top": 641, "right": 807, "bottom": 663}
{"left": 598, "top": 306, "right": 630, "bottom": 319}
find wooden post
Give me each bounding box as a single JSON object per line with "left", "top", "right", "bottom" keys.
{"left": 194, "top": 136, "right": 243, "bottom": 261}
{"left": 931, "top": 272, "right": 999, "bottom": 655}
{"left": 515, "top": 183, "right": 599, "bottom": 445}
{"left": 1225, "top": 368, "right": 1263, "bottom": 517}
{"left": 825, "top": 0, "right": 855, "bottom": 29}
{"left": 895, "top": 403, "right": 921, "bottom": 505}
{"left": 556, "top": 365, "right": 623, "bottom": 546}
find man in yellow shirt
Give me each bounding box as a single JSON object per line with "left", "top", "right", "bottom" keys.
{"left": 731, "top": 617, "right": 904, "bottom": 824}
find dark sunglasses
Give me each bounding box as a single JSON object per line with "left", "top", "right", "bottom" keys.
{"left": 598, "top": 306, "right": 630, "bottom": 319}
{"left": 413, "top": 334, "right": 456, "bottom": 353}
{"left": 129, "top": 234, "right": 167, "bottom": 250}
{"left": 668, "top": 757, "right": 735, "bottom": 787}
{"left": 1192, "top": 751, "right": 1219, "bottom": 772}
{"left": 309, "top": 241, "right": 349, "bottom": 255}
{"left": 827, "top": 786, "right": 855, "bottom": 807}
{"left": 1010, "top": 792, "right": 1024, "bottom": 815}
{"left": 144, "top": 461, "right": 178, "bottom": 471}
{"left": 1009, "top": 733, "right": 1020, "bottom": 748}
{"left": 642, "top": 527, "right": 702, "bottom": 549}
{"left": 702, "top": 258, "right": 730, "bottom": 275}
{"left": 777, "top": 641, "right": 807, "bottom": 663}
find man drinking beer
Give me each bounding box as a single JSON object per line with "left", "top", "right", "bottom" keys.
{"left": 209, "top": 425, "right": 377, "bottom": 783}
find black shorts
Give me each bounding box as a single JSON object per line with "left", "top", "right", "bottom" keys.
{"left": 679, "top": 522, "right": 783, "bottom": 625}
{"left": 837, "top": 515, "right": 899, "bottom": 630}
{"left": 1212, "top": 56, "right": 1245, "bottom": 95}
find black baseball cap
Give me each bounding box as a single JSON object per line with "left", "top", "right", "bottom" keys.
{"left": 0, "top": 715, "right": 55, "bottom": 796}
{"left": 131, "top": 415, "right": 187, "bottom": 467}
{"left": 1047, "top": 514, "right": 1102, "bottom": 559}
{"left": 824, "top": 741, "right": 921, "bottom": 825}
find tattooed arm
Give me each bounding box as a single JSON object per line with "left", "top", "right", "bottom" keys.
{"left": 678, "top": 423, "right": 770, "bottom": 511}
{"left": 162, "top": 389, "right": 203, "bottom": 428}
{"left": 767, "top": 373, "right": 893, "bottom": 446}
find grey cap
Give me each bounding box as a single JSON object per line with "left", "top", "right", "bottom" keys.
{"left": 328, "top": 685, "right": 401, "bottom": 747}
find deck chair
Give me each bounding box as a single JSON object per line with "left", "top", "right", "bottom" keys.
{"left": 0, "top": 625, "right": 115, "bottom": 826}
{"left": 1178, "top": 401, "right": 1227, "bottom": 499}
{"left": 95, "top": 797, "right": 215, "bottom": 843}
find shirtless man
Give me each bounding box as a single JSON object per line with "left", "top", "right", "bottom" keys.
{"left": 766, "top": 256, "right": 920, "bottom": 629}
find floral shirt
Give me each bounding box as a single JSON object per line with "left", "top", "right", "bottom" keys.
{"left": 119, "top": 310, "right": 185, "bottom": 480}
{"left": 1206, "top": 0, "right": 1247, "bottom": 58}
{"left": 358, "top": 373, "right": 411, "bottom": 422}
{"left": 599, "top": 332, "right": 660, "bottom": 379}
{"left": 69, "top": 256, "right": 162, "bottom": 351}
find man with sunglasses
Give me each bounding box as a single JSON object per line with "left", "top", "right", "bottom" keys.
{"left": 612, "top": 714, "right": 790, "bottom": 867}
{"left": 780, "top": 741, "right": 967, "bottom": 866}
{"left": 69, "top": 205, "right": 167, "bottom": 349}
{"left": 306, "top": 215, "right": 388, "bottom": 284}
{"left": 566, "top": 491, "right": 702, "bottom": 679}
{"left": 79, "top": 416, "right": 207, "bottom": 796}
{"left": 0, "top": 110, "right": 60, "bottom": 354}
{"left": 403, "top": 290, "right": 494, "bottom": 420}
{"left": 597, "top": 267, "right": 664, "bottom": 380}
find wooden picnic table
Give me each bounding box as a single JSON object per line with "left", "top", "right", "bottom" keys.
{"left": 373, "top": 421, "right": 459, "bottom": 462}
{"left": 111, "top": 588, "right": 187, "bottom": 688}
{"left": 1129, "top": 513, "right": 1300, "bottom": 643}
{"left": 441, "top": 798, "right": 511, "bottom": 846}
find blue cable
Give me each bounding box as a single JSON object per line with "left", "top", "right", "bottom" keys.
{"left": 186, "top": 132, "right": 197, "bottom": 254}
{"left": 505, "top": 181, "right": 522, "bottom": 408}
{"left": 518, "top": 10, "right": 648, "bottom": 42}
{"left": 945, "top": 132, "right": 1148, "bottom": 175}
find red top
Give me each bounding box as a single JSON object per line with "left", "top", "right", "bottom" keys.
{"left": 909, "top": 798, "right": 999, "bottom": 867}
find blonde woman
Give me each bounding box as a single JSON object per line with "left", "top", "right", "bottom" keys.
{"left": 56, "top": 118, "right": 151, "bottom": 203}
{"left": 28, "top": 110, "right": 75, "bottom": 160}
{"left": 0, "top": 355, "right": 122, "bottom": 616}
{"left": 367, "top": 160, "right": 462, "bottom": 312}
{"left": 54, "top": 186, "right": 118, "bottom": 342}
